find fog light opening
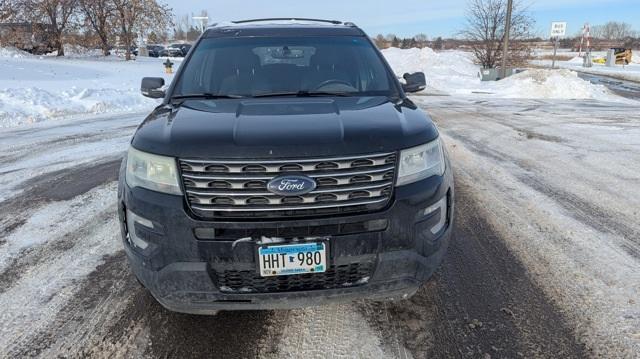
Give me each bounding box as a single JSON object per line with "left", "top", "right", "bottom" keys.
{"left": 423, "top": 196, "right": 447, "bottom": 234}
{"left": 126, "top": 209, "right": 153, "bottom": 249}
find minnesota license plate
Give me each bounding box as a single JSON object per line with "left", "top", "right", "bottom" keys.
{"left": 258, "top": 242, "right": 327, "bottom": 277}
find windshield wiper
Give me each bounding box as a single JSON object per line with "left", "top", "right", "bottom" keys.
{"left": 251, "top": 90, "right": 352, "bottom": 98}
{"left": 170, "top": 93, "right": 245, "bottom": 103}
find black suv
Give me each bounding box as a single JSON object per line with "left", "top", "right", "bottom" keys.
{"left": 119, "top": 18, "right": 454, "bottom": 313}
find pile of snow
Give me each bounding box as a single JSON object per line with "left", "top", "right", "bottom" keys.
{"left": 0, "top": 87, "right": 155, "bottom": 126}
{"left": 633, "top": 50, "right": 640, "bottom": 64}
{"left": 0, "top": 47, "right": 32, "bottom": 58}
{"left": 0, "top": 50, "right": 179, "bottom": 128}
{"left": 489, "top": 69, "right": 613, "bottom": 99}
{"left": 382, "top": 47, "right": 626, "bottom": 101}
{"left": 382, "top": 47, "right": 479, "bottom": 93}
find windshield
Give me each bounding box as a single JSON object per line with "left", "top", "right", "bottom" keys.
{"left": 173, "top": 36, "right": 397, "bottom": 97}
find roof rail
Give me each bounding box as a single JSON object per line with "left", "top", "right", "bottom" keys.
{"left": 231, "top": 18, "right": 344, "bottom": 25}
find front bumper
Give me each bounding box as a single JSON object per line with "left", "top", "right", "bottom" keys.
{"left": 118, "top": 161, "right": 454, "bottom": 313}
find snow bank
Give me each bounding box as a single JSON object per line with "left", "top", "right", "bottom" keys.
{"left": 0, "top": 87, "right": 155, "bottom": 127}
{"left": 382, "top": 47, "right": 626, "bottom": 101}
{"left": 490, "top": 69, "right": 613, "bottom": 99}
{"left": 0, "top": 50, "right": 180, "bottom": 128}
{"left": 0, "top": 47, "right": 32, "bottom": 58}
{"left": 633, "top": 50, "right": 640, "bottom": 64}
{"left": 382, "top": 47, "right": 479, "bottom": 94}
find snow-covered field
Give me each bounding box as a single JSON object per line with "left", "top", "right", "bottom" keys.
{"left": 0, "top": 47, "right": 178, "bottom": 128}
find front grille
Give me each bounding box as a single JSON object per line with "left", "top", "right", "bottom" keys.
{"left": 214, "top": 263, "right": 374, "bottom": 293}
{"left": 179, "top": 152, "right": 397, "bottom": 218}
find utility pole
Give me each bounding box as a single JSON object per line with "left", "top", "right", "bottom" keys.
{"left": 500, "top": 0, "right": 513, "bottom": 80}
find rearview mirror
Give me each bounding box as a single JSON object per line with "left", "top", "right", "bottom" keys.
{"left": 141, "top": 77, "right": 165, "bottom": 98}
{"left": 402, "top": 72, "right": 426, "bottom": 93}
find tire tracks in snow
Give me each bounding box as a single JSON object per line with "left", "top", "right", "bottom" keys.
{"left": 428, "top": 102, "right": 640, "bottom": 259}
{"left": 425, "top": 98, "right": 640, "bottom": 356}
{"left": 0, "top": 158, "right": 121, "bottom": 247}
{"left": 357, "top": 178, "right": 587, "bottom": 358}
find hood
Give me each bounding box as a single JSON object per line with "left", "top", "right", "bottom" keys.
{"left": 131, "top": 96, "right": 438, "bottom": 159}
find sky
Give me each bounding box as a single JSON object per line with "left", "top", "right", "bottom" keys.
{"left": 165, "top": 0, "right": 639, "bottom": 39}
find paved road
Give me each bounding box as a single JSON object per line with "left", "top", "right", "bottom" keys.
{"left": 3, "top": 98, "right": 637, "bottom": 357}
{"left": 577, "top": 72, "right": 640, "bottom": 100}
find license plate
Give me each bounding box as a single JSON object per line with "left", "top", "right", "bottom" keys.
{"left": 258, "top": 242, "right": 327, "bottom": 277}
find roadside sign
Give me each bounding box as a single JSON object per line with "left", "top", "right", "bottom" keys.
{"left": 550, "top": 21, "right": 567, "bottom": 69}
{"left": 550, "top": 22, "right": 567, "bottom": 38}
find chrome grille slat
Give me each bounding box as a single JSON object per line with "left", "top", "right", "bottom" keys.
{"left": 187, "top": 188, "right": 389, "bottom": 205}
{"left": 180, "top": 152, "right": 394, "bottom": 165}
{"left": 185, "top": 181, "right": 392, "bottom": 197}
{"left": 181, "top": 164, "right": 395, "bottom": 181}
{"left": 179, "top": 152, "right": 397, "bottom": 217}
{"left": 190, "top": 197, "right": 389, "bottom": 212}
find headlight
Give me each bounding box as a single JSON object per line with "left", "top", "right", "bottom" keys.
{"left": 396, "top": 138, "right": 445, "bottom": 186}
{"left": 125, "top": 146, "right": 182, "bottom": 195}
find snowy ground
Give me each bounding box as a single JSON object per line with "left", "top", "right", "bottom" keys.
{"left": 0, "top": 47, "right": 179, "bottom": 128}
{"left": 423, "top": 97, "right": 640, "bottom": 357}
{"left": 1, "top": 46, "right": 639, "bottom": 357}
{"left": 382, "top": 47, "right": 630, "bottom": 102}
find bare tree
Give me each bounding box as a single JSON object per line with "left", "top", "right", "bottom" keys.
{"left": 79, "top": 0, "right": 115, "bottom": 55}
{"left": 112, "top": 0, "right": 172, "bottom": 60}
{"left": 591, "top": 21, "right": 636, "bottom": 40}
{"left": 173, "top": 13, "right": 190, "bottom": 41}
{"left": 16, "top": 0, "right": 78, "bottom": 56}
{"left": 433, "top": 36, "right": 444, "bottom": 50}
{"left": 414, "top": 33, "right": 428, "bottom": 42}
{"left": 0, "top": 0, "right": 18, "bottom": 21}
{"left": 460, "top": 0, "right": 534, "bottom": 68}
{"left": 373, "top": 34, "right": 386, "bottom": 48}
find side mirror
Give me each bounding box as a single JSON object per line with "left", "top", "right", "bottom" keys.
{"left": 141, "top": 77, "right": 165, "bottom": 98}
{"left": 402, "top": 72, "right": 426, "bottom": 93}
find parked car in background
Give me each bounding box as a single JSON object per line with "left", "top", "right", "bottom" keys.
{"left": 159, "top": 44, "right": 184, "bottom": 57}
{"left": 147, "top": 45, "right": 165, "bottom": 58}
{"left": 159, "top": 43, "right": 191, "bottom": 57}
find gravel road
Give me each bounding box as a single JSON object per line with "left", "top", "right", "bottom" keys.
{"left": 1, "top": 97, "right": 637, "bottom": 357}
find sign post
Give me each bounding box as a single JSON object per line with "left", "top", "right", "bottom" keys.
{"left": 550, "top": 22, "right": 567, "bottom": 69}
{"left": 192, "top": 16, "right": 209, "bottom": 33}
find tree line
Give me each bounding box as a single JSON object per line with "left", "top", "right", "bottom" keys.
{"left": 1, "top": 0, "right": 173, "bottom": 59}
{"left": 372, "top": 33, "right": 447, "bottom": 50}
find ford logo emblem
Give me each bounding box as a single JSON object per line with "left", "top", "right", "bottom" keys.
{"left": 267, "top": 175, "right": 317, "bottom": 196}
